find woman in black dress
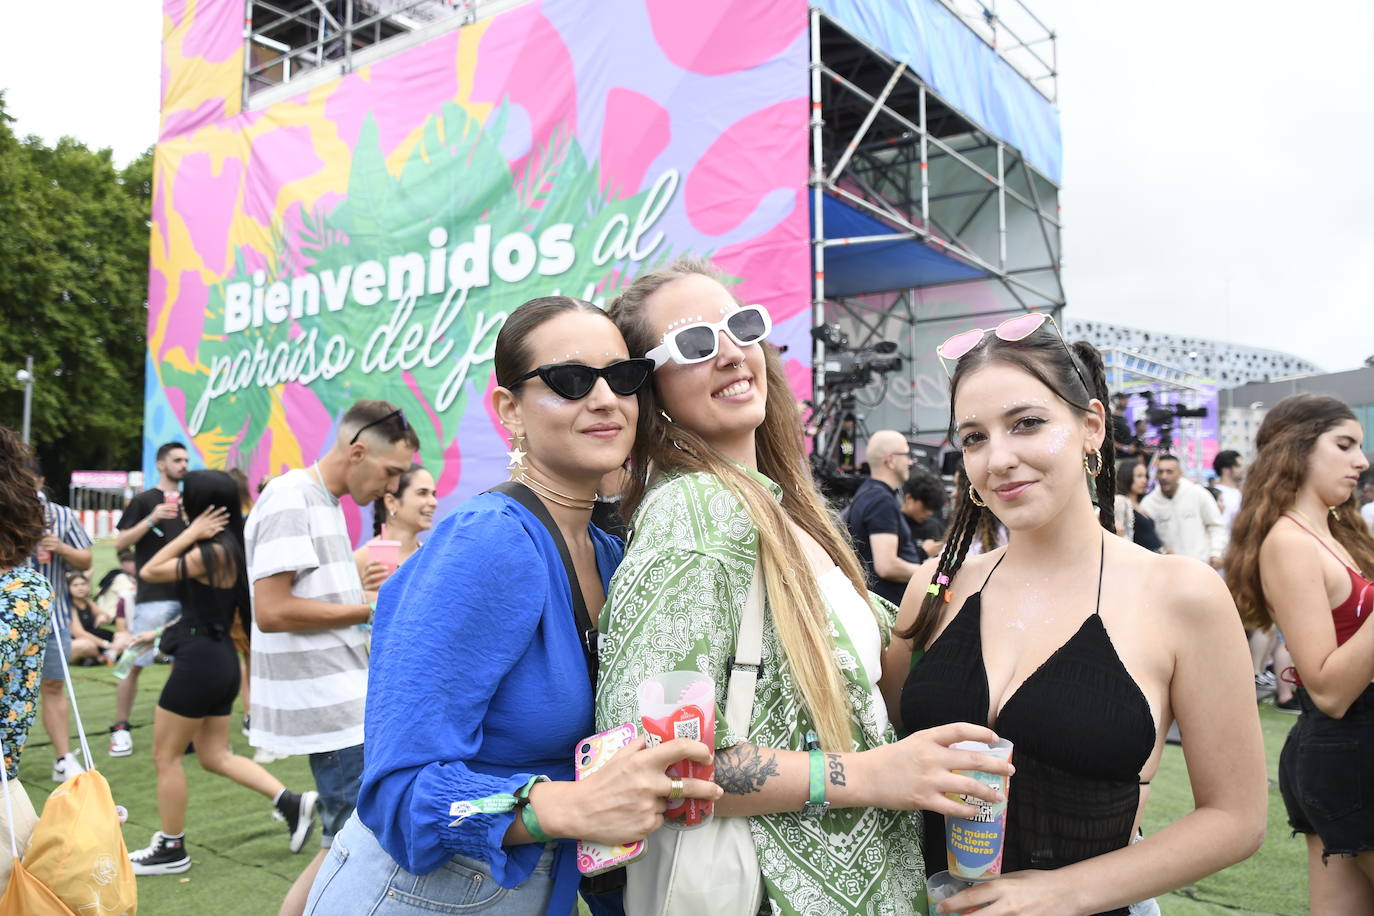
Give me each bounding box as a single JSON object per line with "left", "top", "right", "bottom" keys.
{"left": 1114, "top": 458, "right": 1163, "bottom": 553}
{"left": 131, "top": 469, "right": 317, "bottom": 876}
{"left": 884, "top": 316, "right": 1265, "bottom": 914}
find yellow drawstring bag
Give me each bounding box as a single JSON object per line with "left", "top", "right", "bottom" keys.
{"left": 0, "top": 856, "right": 72, "bottom": 915}
{"left": 14, "top": 611, "right": 136, "bottom": 913}
{"left": 23, "top": 769, "right": 136, "bottom": 915}
{"left": 0, "top": 739, "right": 71, "bottom": 915}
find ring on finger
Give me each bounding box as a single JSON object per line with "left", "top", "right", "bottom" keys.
{"left": 667, "top": 778, "right": 684, "bottom": 800}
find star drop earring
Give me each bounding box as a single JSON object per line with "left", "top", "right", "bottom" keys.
{"left": 506, "top": 433, "right": 528, "bottom": 478}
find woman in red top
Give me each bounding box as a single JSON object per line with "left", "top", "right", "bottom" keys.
{"left": 1226, "top": 393, "right": 1374, "bottom": 913}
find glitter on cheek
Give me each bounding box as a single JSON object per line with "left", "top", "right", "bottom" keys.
{"left": 1043, "top": 424, "right": 1072, "bottom": 455}
{"left": 535, "top": 393, "right": 569, "bottom": 411}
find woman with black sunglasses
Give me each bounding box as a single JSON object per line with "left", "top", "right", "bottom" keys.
{"left": 306, "top": 296, "right": 719, "bottom": 916}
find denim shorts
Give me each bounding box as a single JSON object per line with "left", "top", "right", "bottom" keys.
{"left": 1278, "top": 685, "right": 1374, "bottom": 858}
{"left": 41, "top": 624, "right": 71, "bottom": 681}
{"left": 131, "top": 600, "right": 181, "bottom": 666}
{"left": 304, "top": 812, "right": 555, "bottom": 915}
{"left": 310, "top": 743, "right": 365, "bottom": 847}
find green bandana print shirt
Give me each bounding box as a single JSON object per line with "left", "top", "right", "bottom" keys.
{"left": 595, "top": 469, "right": 925, "bottom": 915}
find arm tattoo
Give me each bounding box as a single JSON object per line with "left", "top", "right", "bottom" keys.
{"left": 715, "top": 744, "right": 780, "bottom": 795}
{"left": 826, "top": 753, "right": 847, "bottom": 788}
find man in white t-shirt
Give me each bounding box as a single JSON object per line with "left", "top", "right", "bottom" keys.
{"left": 1212, "top": 450, "right": 1245, "bottom": 541}
{"left": 246, "top": 400, "right": 418, "bottom": 916}
{"left": 1141, "top": 455, "right": 1226, "bottom": 568}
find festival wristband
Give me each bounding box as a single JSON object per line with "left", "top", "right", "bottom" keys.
{"left": 519, "top": 796, "right": 554, "bottom": 844}
{"left": 448, "top": 775, "right": 548, "bottom": 826}
{"left": 802, "top": 731, "right": 829, "bottom": 818}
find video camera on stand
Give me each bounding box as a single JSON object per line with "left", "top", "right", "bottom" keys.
{"left": 807, "top": 323, "right": 903, "bottom": 503}
{"left": 1138, "top": 390, "right": 1207, "bottom": 454}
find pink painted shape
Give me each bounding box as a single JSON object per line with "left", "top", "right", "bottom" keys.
{"left": 684, "top": 99, "right": 806, "bottom": 236}
{"left": 162, "top": 97, "right": 228, "bottom": 142}
{"left": 713, "top": 188, "right": 809, "bottom": 322}
{"left": 147, "top": 266, "right": 170, "bottom": 330}
{"left": 323, "top": 31, "right": 460, "bottom": 156}
{"left": 241, "top": 127, "right": 326, "bottom": 226}
{"left": 162, "top": 270, "right": 211, "bottom": 362}
{"left": 152, "top": 165, "right": 170, "bottom": 260}
{"left": 401, "top": 370, "right": 443, "bottom": 455}
{"left": 646, "top": 0, "right": 806, "bottom": 75}
{"left": 599, "top": 90, "right": 670, "bottom": 199}
{"left": 432, "top": 435, "right": 464, "bottom": 502}
{"left": 164, "top": 386, "right": 188, "bottom": 420}
{"left": 181, "top": 0, "right": 243, "bottom": 63}
{"left": 784, "top": 357, "right": 812, "bottom": 403}
{"left": 171, "top": 152, "right": 244, "bottom": 276}
{"left": 470, "top": 6, "right": 576, "bottom": 179}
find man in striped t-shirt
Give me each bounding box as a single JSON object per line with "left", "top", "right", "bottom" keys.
{"left": 27, "top": 460, "right": 94, "bottom": 782}
{"left": 246, "top": 400, "right": 417, "bottom": 915}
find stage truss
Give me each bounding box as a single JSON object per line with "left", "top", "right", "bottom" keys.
{"left": 810, "top": 7, "right": 1064, "bottom": 443}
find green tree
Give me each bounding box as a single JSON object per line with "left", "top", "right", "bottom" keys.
{"left": 0, "top": 91, "right": 151, "bottom": 501}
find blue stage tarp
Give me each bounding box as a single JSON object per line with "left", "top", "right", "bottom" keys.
{"left": 816, "top": 0, "right": 1062, "bottom": 185}
{"left": 819, "top": 195, "right": 989, "bottom": 297}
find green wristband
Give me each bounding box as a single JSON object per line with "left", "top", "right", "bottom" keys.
{"left": 519, "top": 794, "right": 553, "bottom": 844}
{"left": 802, "top": 731, "right": 829, "bottom": 818}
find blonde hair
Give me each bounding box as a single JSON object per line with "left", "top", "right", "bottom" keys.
{"left": 608, "top": 258, "right": 871, "bottom": 751}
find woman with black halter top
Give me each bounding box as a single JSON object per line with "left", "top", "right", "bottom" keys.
{"left": 1225, "top": 394, "right": 1374, "bottom": 914}
{"left": 878, "top": 315, "right": 1266, "bottom": 915}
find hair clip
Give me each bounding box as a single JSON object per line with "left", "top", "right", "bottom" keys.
{"left": 936, "top": 574, "right": 950, "bottom": 585}
{"left": 926, "top": 583, "right": 940, "bottom": 596}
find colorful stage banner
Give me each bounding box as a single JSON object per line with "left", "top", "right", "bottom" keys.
{"left": 150, "top": 0, "right": 811, "bottom": 538}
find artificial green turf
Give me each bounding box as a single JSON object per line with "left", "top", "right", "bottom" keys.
{"left": 26, "top": 541, "right": 1309, "bottom": 914}
{"left": 1145, "top": 706, "right": 1307, "bottom": 916}
{"left": 17, "top": 539, "right": 319, "bottom": 914}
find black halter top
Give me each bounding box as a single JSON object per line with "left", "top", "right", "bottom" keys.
{"left": 901, "top": 539, "right": 1155, "bottom": 916}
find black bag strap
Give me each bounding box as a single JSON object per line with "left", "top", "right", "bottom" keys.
{"left": 488, "top": 481, "right": 598, "bottom": 690}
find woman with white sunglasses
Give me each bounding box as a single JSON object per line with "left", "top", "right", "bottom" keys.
{"left": 597, "top": 258, "right": 1010, "bottom": 914}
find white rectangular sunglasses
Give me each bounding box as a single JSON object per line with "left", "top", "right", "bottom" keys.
{"left": 646, "top": 304, "right": 773, "bottom": 368}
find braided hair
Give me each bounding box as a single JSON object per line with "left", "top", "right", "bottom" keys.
{"left": 901, "top": 331, "right": 1116, "bottom": 649}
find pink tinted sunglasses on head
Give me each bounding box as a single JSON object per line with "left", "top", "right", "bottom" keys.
{"left": 935, "top": 311, "right": 1090, "bottom": 395}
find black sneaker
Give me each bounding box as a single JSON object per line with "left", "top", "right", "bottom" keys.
{"left": 128, "top": 831, "right": 191, "bottom": 875}
{"left": 1275, "top": 695, "right": 1302, "bottom": 715}
{"left": 273, "top": 789, "right": 318, "bottom": 853}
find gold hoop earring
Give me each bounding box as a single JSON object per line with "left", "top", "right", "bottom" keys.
{"left": 506, "top": 434, "right": 527, "bottom": 477}
{"left": 1330, "top": 506, "right": 1340, "bottom": 521}
{"left": 1084, "top": 447, "right": 1102, "bottom": 477}
{"left": 968, "top": 485, "right": 987, "bottom": 508}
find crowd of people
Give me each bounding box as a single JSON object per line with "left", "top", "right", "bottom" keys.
{"left": 0, "top": 257, "right": 1370, "bottom": 914}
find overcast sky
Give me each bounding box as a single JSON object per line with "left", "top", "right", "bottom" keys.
{"left": 2, "top": 1, "right": 1370, "bottom": 371}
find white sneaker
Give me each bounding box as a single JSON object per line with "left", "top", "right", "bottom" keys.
{"left": 109, "top": 725, "right": 133, "bottom": 757}
{"left": 253, "top": 746, "right": 287, "bottom": 764}
{"left": 51, "top": 752, "right": 85, "bottom": 783}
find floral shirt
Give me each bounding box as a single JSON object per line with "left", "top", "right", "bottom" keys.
{"left": 1, "top": 566, "right": 53, "bottom": 779}
{"left": 596, "top": 469, "right": 925, "bottom": 916}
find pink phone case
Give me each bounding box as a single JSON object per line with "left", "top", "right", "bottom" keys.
{"left": 574, "top": 723, "right": 645, "bottom": 875}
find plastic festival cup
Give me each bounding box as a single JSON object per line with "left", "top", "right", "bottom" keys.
{"left": 367, "top": 539, "right": 401, "bottom": 579}
{"left": 163, "top": 490, "right": 180, "bottom": 506}
{"left": 945, "top": 738, "right": 1014, "bottom": 881}
{"left": 638, "top": 672, "right": 716, "bottom": 830}
{"left": 926, "top": 870, "right": 981, "bottom": 915}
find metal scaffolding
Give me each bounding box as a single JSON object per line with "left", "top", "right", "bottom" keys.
{"left": 243, "top": 0, "right": 526, "bottom": 106}
{"left": 810, "top": 7, "right": 1064, "bottom": 440}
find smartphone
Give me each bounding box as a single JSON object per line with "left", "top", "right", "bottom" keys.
{"left": 574, "top": 723, "right": 645, "bottom": 874}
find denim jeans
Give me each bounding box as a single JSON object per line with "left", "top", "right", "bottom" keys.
{"left": 305, "top": 812, "right": 556, "bottom": 915}
{"left": 309, "top": 743, "right": 365, "bottom": 846}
